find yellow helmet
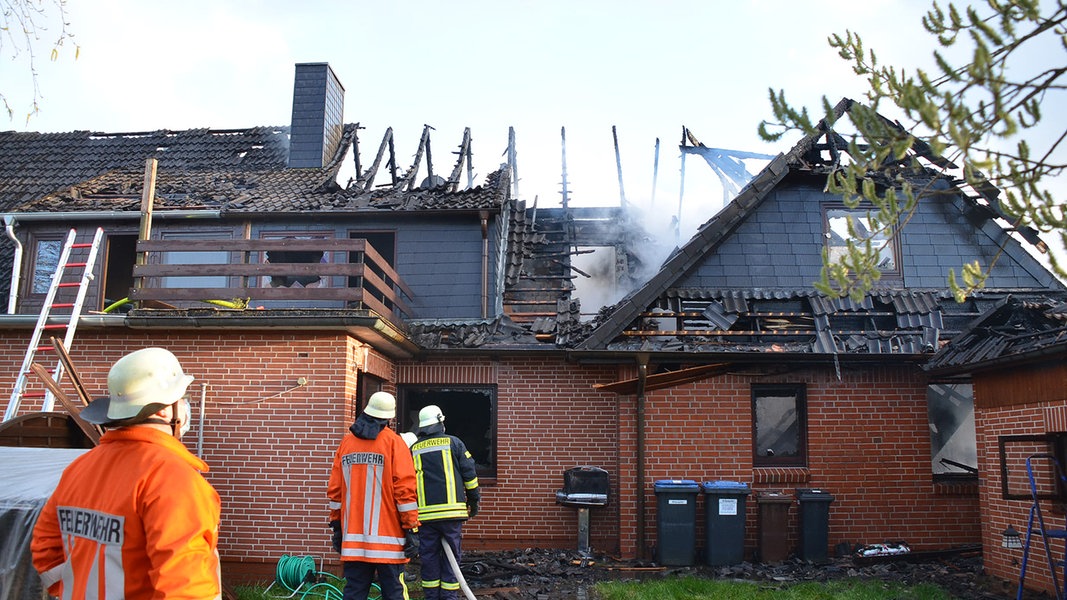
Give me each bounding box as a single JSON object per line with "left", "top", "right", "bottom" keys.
{"left": 81, "top": 348, "right": 194, "bottom": 425}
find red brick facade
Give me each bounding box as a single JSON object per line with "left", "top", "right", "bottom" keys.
{"left": 0, "top": 328, "right": 981, "bottom": 583}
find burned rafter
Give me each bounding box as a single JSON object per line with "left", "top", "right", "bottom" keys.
{"left": 446, "top": 128, "right": 473, "bottom": 192}
{"left": 395, "top": 125, "right": 433, "bottom": 191}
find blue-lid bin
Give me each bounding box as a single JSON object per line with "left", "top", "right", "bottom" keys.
{"left": 702, "top": 481, "right": 750, "bottom": 566}
{"left": 653, "top": 480, "right": 700, "bottom": 565}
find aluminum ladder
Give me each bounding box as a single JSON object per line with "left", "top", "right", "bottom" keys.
{"left": 3, "top": 227, "right": 104, "bottom": 421}
{"left": 1018, "top": 453, "right": 1067, "bottom": 600}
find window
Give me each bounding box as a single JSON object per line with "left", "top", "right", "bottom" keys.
{"left": 928, "top": 383, "right": 977, "bottom": 477}
{"left": 30, "top": 236, "right": 63, "bottom": 294}
{"left": 824, "top": 206, "right": 900, "bottom": 276}
{"left": 350, "top": 230, "right": 396, "bottom": 308}
{"left": 160, "top": 231, "right": 230, "bottom": 289}
{"left": 260, "top": 232, "right": 331, "bottom": 288}
{"left": 398, "top": 385, "right": 496, "bottom": 479}
{"left": 752, "top": 384, "right": 807, "bottom": 467}
{"left": 102, "top": 234, "right": 138, "bottom": 311}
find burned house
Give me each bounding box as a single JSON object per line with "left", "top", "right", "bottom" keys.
{"left": 0, "top": 63, "right": 1064, "bottom": 591}
{"left": 926, "top": 296, "right": 1067, "bottom": 595}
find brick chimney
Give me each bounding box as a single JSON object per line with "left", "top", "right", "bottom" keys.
{"left": 288, "top": 63, "right": 345, "bottom": 169}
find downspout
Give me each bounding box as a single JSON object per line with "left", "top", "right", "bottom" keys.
{"left": 4, "top": 215, "right": 23, "bottom": 314}
{"left": 480, "top": 210, "right": 489, "bottom": 319}
{"left": 635, "top": 353, "right": 649, "bottom": 559}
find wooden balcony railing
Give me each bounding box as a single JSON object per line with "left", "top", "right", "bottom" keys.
{"left": 129, "top": 238, "right": 413, "bottom": 319}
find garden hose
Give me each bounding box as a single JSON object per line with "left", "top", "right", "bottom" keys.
{"left": 269, "top": 554, "right": 380, "bottom": 600}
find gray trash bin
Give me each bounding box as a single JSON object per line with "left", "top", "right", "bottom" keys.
{"left": 654, "top": 479, "right": 700, "bottom": 565}
{"left": 701, "top": 481, "right": 750, "bottom": 566}
{"left": 796, "top": 488, "right": 834, "bottom": 563}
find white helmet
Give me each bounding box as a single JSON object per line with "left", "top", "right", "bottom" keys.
{"left": 400, "top": 432, "right": 418, "bottom": 447}
{"left": 364, "top": 391, "right": 396, "bottom": 419}
{"left": 81, "top": 348, "right": 194, "bottom": 425}
{"left": 418, "top": 405, "right": 445, "bottom": 429}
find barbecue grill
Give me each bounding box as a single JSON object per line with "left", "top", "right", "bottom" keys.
{"left": 555, "top": 466, "right": 610, "bottom": 556}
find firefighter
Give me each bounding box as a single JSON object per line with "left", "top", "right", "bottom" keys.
{"left": 31, "top": 347, "right": 222, "bottom": 600}
{"left": 328, "top": 391, "right": 420, "bottom": 600}
{"left": 410, "top": 405, "right": 480, "bottom": 600}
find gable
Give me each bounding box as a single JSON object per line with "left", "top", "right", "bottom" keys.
{"left": 674, "top": 172, "right": 1060, "bottom": 291}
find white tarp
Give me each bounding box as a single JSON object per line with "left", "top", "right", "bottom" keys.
{"left": 0, "top": 447, "right": 89, "bottom": 600}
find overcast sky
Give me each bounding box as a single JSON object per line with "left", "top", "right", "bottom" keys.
{"left": 3, "top": 1, "right": 948, "bottom": 237}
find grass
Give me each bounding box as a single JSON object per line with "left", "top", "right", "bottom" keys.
{"left": 594, "top": 577, "right": 952, "bottom": 600}
{"left": 233, "top": 578, "right": 953, "bottom": 600}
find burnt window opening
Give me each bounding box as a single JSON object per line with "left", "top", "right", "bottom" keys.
{"left": 349, "top": 231, "right": 396, "bottom": 310}
{"left": 262, "top": 233, "right": 330, "bottom": 288}
{"left": 102, "top": 234, "right": 137, "bottom": 311}
{"left": 928, "top": 382, "right": 977, "bottom": 481}
{"left": 398, "top": 385, "right": 496, "bottom": 479}
{"left": 824, "top": 205, "right": 902, "bottom": 278}
{"left": 752, "top": 383, "right": 807, "bottom": 467}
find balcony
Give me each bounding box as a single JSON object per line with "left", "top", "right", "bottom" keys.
{"left": 128, "top": 238, "right": 413, "bottom": 322}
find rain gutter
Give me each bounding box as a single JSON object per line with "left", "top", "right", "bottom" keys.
{"left": 1, "top": 210, "right": 222, "bottom": 221}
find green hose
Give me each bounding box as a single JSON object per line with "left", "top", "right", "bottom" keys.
{"left": 269, "top": 554, "right": 379, "bottom": 600}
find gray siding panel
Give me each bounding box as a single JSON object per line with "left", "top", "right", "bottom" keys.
{"left": 674, "top": 180, "right": 1054, "bottom": 290}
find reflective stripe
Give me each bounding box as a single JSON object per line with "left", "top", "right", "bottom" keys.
{"left": 328, "top": 501, "right": 341, "bottom": 510}
{"left": 397, "top": 501, "right": 418, "bottom": 512}
{"left": 40, "top": 562, "right": 64, "bottom": 588}
{"left": 343, "top": 532, "right": 405, "bottom": 545}
{"left": 340, "top": 547, "right": 407, "bottom": 560}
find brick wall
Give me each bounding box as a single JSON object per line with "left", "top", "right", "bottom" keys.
{"left": 977, "top": 394, "right": 1067, "bottom": 596}
{"left": 0, "top": 329, "right": 982, "bottom": 584}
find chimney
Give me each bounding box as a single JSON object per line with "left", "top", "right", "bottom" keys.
{"left": 288, "top": 63, "right": 345, "bottom": 169}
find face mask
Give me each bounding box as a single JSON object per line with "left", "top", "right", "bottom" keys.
{"left": 179, "top": 398, "right": 192, "bottom": 437}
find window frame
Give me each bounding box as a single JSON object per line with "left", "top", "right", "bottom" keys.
{"left": 27, "top": 233, "right": 66, "bottom": 296}
{"left": 258, "top": 230, "right": 334, "bottom": 289}
{"left": 397, "top": 384, "right": 497, "bottom": 480}
{"left": 752, "top": 383, "right": 808, "bottom": 467}
{"left": 822, "top": 203, "right": 903, "bottom": 278}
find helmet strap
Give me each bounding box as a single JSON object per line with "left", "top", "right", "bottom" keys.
{"left": 140, "top": 405, "right": 182, "bottom": 438}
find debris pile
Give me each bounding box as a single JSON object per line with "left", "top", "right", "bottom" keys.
{"left": 453, "top": 547, "right": 1044, "bottom": 600}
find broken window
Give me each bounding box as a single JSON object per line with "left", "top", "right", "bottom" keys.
{"left": 928, "top": 383, "right": 977, "bottom": 478}
{"left": 752, "top": 384, "right": 807, "bottom": 467}
{"left": 824, "top": 206, "right": 900, "bottom": 276}
{"left": 398, "top": 385, "right": 496, "bottom": 479}
{"left": 260, "top": 232, "right": 330, "bottom": 288}
{"left": 29, "top": 235, "right": 63, "bottom": 294}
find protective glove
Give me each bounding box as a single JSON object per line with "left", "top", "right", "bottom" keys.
{"left": 330, "top": 520, "right": 342, "bottom": 554}
{"left": 466, "top": 488, "right": 481, "bottom": 518}
{"left": 404, "top": 528, "right": 420, "bottom": 559}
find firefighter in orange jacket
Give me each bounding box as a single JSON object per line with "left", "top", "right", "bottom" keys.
{"left": 328, "top": 391, "right": 420, "bottom": 600}
{"left": 31, "top": 347, "right": 221, "bottom": 600}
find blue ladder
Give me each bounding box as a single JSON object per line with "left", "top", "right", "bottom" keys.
{"left": 1018, "top": 454, "right": 1067, "bottom": 600}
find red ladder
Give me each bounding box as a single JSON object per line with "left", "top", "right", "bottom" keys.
{"left": 3, "top": 227, "right": 104, "bottom": 421}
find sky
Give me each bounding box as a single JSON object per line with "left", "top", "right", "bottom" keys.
{"left": 2, "top": 0, "right": 1062, "bottom": 281}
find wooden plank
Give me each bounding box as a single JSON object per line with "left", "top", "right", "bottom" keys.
{"left": 30, "top": 363, "right": 101, "bottom": 444}
{"left": 129, "top": 287, "right": 367, "bottom": 302}
{"left": 51, "top": 337, "right": 92, "bottom": 407}
{"left": 136, "top": 239, "right": 371, "bottom": 252}
{"left": 132, "top": 263, "right": 366, "bottom": 277}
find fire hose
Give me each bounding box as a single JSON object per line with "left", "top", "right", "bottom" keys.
{"left": 441, "top": 539, "right": 477, "bottom": 600}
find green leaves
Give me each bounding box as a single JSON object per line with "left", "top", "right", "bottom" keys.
{"left": 762, "top": 0, "right": 1067, "bottom": 302}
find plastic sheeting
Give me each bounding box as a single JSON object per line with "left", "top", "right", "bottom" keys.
{"left": 0, "top": 447, "right": 88, "bottom": 600}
